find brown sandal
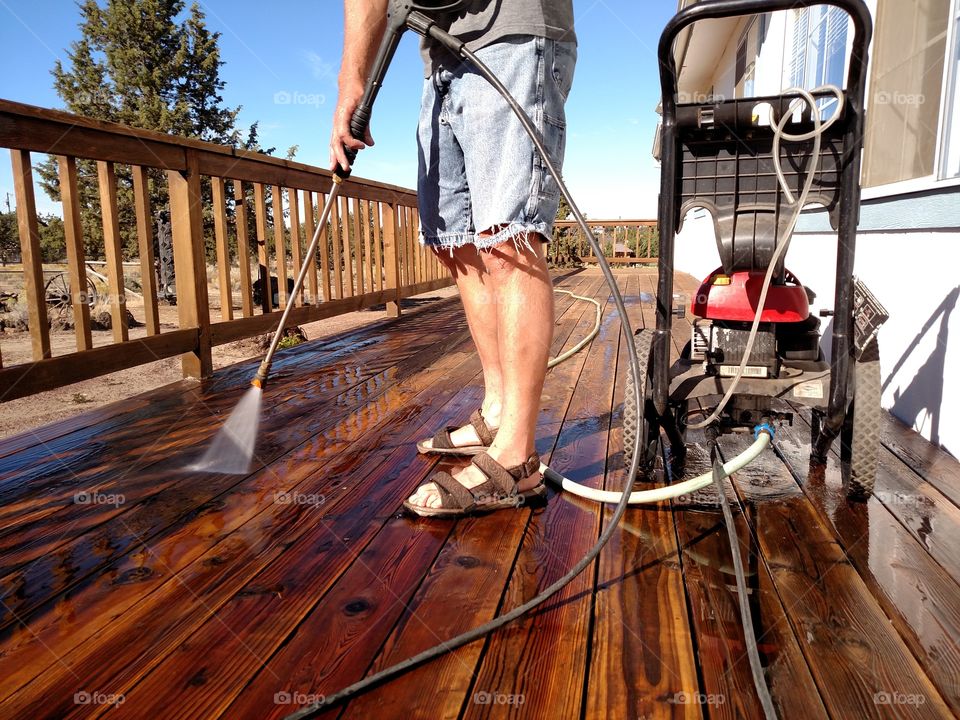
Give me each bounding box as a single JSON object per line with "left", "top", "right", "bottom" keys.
{"left": 403, "top": 451, "right": 546, "bottom": 518}
{"left": 416, "top": 409, "right": 497, "bottom": 456}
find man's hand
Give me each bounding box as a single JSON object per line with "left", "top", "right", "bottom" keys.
{"left": 329, "top": 0, "right": 387, "bottom": 174}
{"left": 329, "top": 80, "right": 375, "bottom": 173}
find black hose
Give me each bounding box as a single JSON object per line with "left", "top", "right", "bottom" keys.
{"left": 709, "top": 439, "right": 778, "bottom": 720}
{"left": 283, "top": 27, "right": 646, "bottom": 720}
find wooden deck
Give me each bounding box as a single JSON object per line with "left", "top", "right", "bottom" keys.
{"left": 1, "top": 268, "right": 959, "bottom": 720}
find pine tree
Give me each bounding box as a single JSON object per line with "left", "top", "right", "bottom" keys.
{"left": 38, "top": 0, "right": 259, "bottom": 264}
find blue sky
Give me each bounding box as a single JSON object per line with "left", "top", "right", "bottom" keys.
{"left": 1, "top": 0, "right": 677, "bottom": 220}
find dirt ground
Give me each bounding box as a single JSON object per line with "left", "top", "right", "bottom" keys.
{"left": 0, "top": 284, "right": 460, "bottom": 441}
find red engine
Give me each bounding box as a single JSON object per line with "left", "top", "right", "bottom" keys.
{"left": 692, "top": 268, "right": 809, "bottom": 323}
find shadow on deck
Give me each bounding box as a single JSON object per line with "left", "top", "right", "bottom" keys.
{"left": 0, "top": 269, "right": 958, "bottom": 719}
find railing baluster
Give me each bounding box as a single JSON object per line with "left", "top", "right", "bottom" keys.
{"left": 302, "top": 191, "right": 318, "bottom": 304}
{"left": 273, "top": 186, "right": 288, "bottom": 309}
{"left": 382, "top": 201, "right": 401, "bottom": 317}
{"left": 330, "top": 192, "right": 343, "bottom": 300}
{"left": 414, "top": 208, "right": 423, "bottom": 284}
{"left": 362, "top": 200, "right": 374, "bottom": 294}
{"left": 10, "top": 149, "right": 51, "bottom": 360}
{"left": 211, "top": 176, "right": 233, "bottom": 323}
{"left": 314, "top": 191, "right": 330, "bottom": 303}
{"left": 397, "top": 205, "right": 406, "bottom": 287}
{"left": 253, "top": 183, "right": 271, "bottom": 313}
{"left": 167, "top": 150, "right": 212, "bottom": 378}
{"left": 233, "top": 180, "right": 255, "bottom": 318}
{"left": 131, "top": 165, "right": 161, "bottom": 335}
{"left": 58, "top": 156, "right": 93, "bottom": 350}
{"left": 96, "top": 161, "right": 129, "bottom": 343}
{"left": 338, "top": 195, "right": 354, "bottom": 297}
{"left": 373, "top": 202, "right": 383, "bottom": 292}
{"left": 352, "top": 197, "right": 364, "bottom": 295}
{"left": 288, "top": 188, "right": 303, "bottom": 307}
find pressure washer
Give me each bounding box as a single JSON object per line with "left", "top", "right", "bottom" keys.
{"left": 190, "top": 1, "right": 878, "bottom": 717}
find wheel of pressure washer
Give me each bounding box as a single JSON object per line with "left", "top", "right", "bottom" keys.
{"left": 840, "top": 338, "right": 882, "bottom": 499}
{"left": 623, "top": 328, "right": 659, "bottom": 477}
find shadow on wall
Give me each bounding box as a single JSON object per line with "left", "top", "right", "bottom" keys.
{"left": 882, "top": 286, "right": 959, "bottom": 447}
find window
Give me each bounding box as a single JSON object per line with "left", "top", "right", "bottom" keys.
{"left": 735, "top": 15, "right": 768, "bottom": 98}
{"left": 862, "top": 0, "right": 951, "bottom": 187}
{"left": 788, "top": 7, "right": 849, "bottom": 118}
{"left": 939, "top": 1, "right": 960, "bottom": 179}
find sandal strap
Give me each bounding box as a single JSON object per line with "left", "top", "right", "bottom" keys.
{"left": 469, "top": 409, "right": 495, "bottom": 446}
{"left": 430, "top": 426, "right": 458, "bottom": 450}
{"left": 471, "top": 451, "right": 541, "bottom": 496}
{"left": 431, "top": 471, "right": 478, "bottom": 510}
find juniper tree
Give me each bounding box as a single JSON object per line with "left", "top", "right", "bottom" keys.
{"left": 38, "top": 0, "right": 266, "bottom": 265}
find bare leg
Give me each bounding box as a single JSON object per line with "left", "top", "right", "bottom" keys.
{"left": 409, "top": 235, "right": 552, "bottom": 508}
{"left": 420, "top": 245, "right": 504, "bottom": 451}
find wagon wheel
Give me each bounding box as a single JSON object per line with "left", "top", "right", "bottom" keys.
{"left": 44, "top": 272, "right": 98, "bottom": 321}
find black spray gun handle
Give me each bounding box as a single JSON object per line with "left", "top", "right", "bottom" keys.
{"left": 334, "top": 1, "right": 465, "bottom": 179}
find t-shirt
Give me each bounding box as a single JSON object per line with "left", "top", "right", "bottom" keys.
{"left": 419, "top": 0, "right": 576, "bottom": 75}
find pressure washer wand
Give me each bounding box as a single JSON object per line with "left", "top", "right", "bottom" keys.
{"left": 252, "top": 182, "right": 345, "bottom": 388}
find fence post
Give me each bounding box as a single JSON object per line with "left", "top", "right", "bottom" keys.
{"left": 10, "top": 149, "right": 51, "bottom": 361}
{"left": 167, "top": 149, "right": 212, "bottom": 379}
{"left": 381, "top": 200, "right": 401, "bottom": 318}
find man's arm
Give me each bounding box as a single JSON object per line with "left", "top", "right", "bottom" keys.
{"left": 329, "top": 0, "right": 388, "bottom": 172}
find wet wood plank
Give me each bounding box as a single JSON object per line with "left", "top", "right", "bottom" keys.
{"left": 880, "top": 413, "right": 960, "bottom": 510}
{"left": 77, "top": 276, "right": 601, "bottom": 719}
{"left": 449, "top": 275, "right": 626, "bottom": 719}
{"left": 713, "top": 431, "right": 954, "bottom": 718}
{"left": 0, "top": 301, "right": 495, "bottom": 713}
{"left": 0, "top": 299, "right": 476, "bottom": 643}
{"left": 3, "top": 269, "right": 958, "bottom": 720}
{"left": 586, "top": 271, "right": 703, "bottom": 720}
{"left": 776, "top": 410, "right": 960, "bottom": 713}
{"left": 227, "top": 275, "right": 606, "bottom": 720}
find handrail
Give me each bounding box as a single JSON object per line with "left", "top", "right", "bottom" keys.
{"left": 551, "top": 219, "right": 659, "bottom": 264}
{"left": 0, "top": 99, "right": 452, "bottom": 402}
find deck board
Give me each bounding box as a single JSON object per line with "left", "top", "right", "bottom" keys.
{"left": 1, "top": 269, "right": 959, "bottom": 720}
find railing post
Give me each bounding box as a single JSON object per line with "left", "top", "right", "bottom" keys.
{"left": 10, "top": 149, "right": 50, "bottom": 360}
{"left": 381, "top": 200, "right": 401, "bottom": 318}
{"left": 167, "top": 149, "right": 212, "bottom": 379}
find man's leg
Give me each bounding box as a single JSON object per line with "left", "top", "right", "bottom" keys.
{"left": 408, "top": 236, "right": 551, "bottom": 508}
{"left": 423, "top": 245, "right": 505, "bottom": 450}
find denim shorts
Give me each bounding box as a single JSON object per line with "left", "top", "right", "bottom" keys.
{"left": 417, "top": 36, "right": 577, "bottom": 252}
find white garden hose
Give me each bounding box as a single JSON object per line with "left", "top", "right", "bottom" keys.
{"left": 548, "top": 289, "right": 602, "bottom": 369}
{"left": 542, "top": 427, "right": 771, "bottom": 504}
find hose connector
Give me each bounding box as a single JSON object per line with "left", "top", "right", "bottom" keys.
{"left": 754, "top": 422, "right": 776, "bottom": 441}
{"left": 252, "top": 360, "right": 270, "bottom": 389}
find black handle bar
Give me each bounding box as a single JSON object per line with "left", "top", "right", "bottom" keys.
{"left": 658, "top": 0, "right": 872, "bottom": 115}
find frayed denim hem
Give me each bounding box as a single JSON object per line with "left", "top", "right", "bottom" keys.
{"left": 420, "top": 221, "right": 551, "bottom": 254}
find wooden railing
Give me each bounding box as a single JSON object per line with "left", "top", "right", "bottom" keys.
{"left": 551, "top": 219, "right": 659, "bottom": 264}
{"left": 0, "top": 99, "right": 452, "bottom": 402}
